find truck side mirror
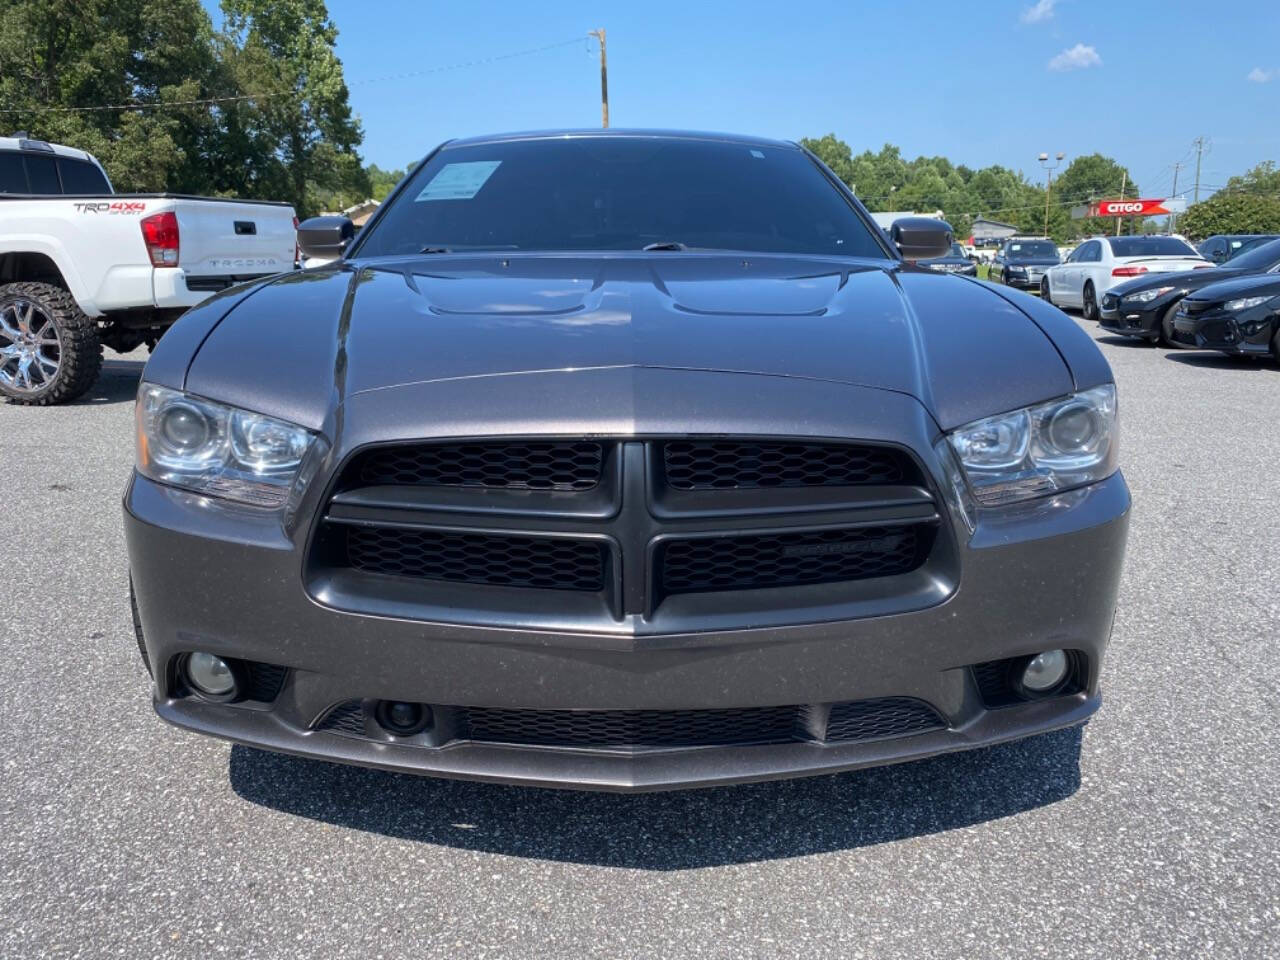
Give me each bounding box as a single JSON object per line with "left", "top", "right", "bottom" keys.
{"left": 890, "top": 217, "right": 954, "bottom": 261}
{"left": 297, "top": 216, "right": 355, "bottom": 260}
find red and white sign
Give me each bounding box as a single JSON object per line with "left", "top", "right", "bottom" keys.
{"left": 1087, "top": 198, "right": 1187, "bottom": 218}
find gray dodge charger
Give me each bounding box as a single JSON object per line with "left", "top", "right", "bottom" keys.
{"left": 124, "top": 130, "right": 1130, "bottom": 791}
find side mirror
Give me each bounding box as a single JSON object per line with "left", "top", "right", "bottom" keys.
{"left": 891, "top": 217, "right": 954, "bottom": 261}
{"left": 297, "top": 216, "right": 355, "bottom": 260}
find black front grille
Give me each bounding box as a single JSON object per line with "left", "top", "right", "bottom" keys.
{"left": 355, "top": 440, "right": 605, "bottom": 491}
{"left": 825, "top": 697, "right": 944, "bottom": 741}
{"left": 1199, "top": 319, "right": 1233, "bottom": 343}
{"left": 659, "top": 525, "right": 928, "bottom": 595}
{"left": 344, "top": 526, "right": 606, "bottom": 592}
{"left": 461, "top": 705, "right": 800, "bottom": 749}
{"left": 316, "top": 701, "right": 366, "bottom": 736}
{"left": 311, "top": 696, "right": 948, "bottom": 749}
{"left": 663, "top": 440, "right": 910, "bottom": 490}
{"left": 243, "top": 663, "right": 288, "bottom": 703}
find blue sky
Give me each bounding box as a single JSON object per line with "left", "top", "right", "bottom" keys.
{"left": 207, "top": 0, "right": 1279, "bottom": 197}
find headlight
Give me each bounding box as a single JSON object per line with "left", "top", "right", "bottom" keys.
{"left": 946, "top": 384, "right": 1118, "bottom": 507}
{"left": 1123, "top": 286, "right": 1174, "bottom": 304}
{"left": 136, "top": 383, "right": 328, "bottom": 508}
{"left": 1224, "top": 295, "right": 1273, "bottom": 312}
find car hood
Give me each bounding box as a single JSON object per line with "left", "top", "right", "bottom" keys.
{"left": 1184, "top": 272, "right": 1280, "bottom": 304}
{"left": 1108, "top": 266, "right": 1234, "bottom": 298}
{"left": 182, "top": 254, "right": 1076, "bottom": 432}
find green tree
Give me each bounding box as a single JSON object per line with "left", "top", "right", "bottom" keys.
{"left": 1180, "top": 177, "right": 1280, "bottom": 239}
{"left": 218, "top": 0, "right": 368, "bottom": 216}
{"left": 1052, "top": 153, "right": 1138, "bottom": 239}
{"left": 0, "top": 0, "right": 223, "bottom": 192}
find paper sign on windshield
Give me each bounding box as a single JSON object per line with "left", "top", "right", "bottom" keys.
{"left": 415, "top": 161, "right": 502, "bottom": 201}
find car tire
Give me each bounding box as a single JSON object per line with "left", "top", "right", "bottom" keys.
{"left": 1271, "top": 326, "right": 1280, "bottom": 366}
{"left": 1082, "top": 282, "right": 1098, "bottom": 321}
{"left": 1159, "top": 300, "right": 1183, "bottom": 347}
{"left": 1040, "top": 278, "right": 1052, "bottom": 304}
{"left": 0, "top": 281, "right": 101, "bottom": 405}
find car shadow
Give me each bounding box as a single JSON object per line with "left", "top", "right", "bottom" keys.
{"left": 1096, "top": 335, "right": 1155, "bottom": 348}
{"left": 74, "top": 359, "right": 145, "bottom": 404}
{"left": 1162, "top": 352, "right": 1276, "bottom": 371}
{"left": 228, "top": 726, "right": 1083, "bottom": 869}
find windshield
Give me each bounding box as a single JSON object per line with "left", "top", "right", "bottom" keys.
{"left": 1109, "top": 236, "right": 1198, "bottom": 257}
{"left": 1007, "top": 240, "right": 1057, "bottom": 258}
{"left": 949, "top": 242, "right": 965, "bottom": 257}
{"left": 355, "top": 136, "right": 889, "bottom": 259}
{"left": 1226, "top": 236, "right": 1278, "bottom": 261}
{"left": 1223, "top": 237, "right": 1280, "bottom": 271}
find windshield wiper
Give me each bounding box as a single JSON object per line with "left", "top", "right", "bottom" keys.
{"left": 641, "top": 241, "right": 688, "bottom": 251}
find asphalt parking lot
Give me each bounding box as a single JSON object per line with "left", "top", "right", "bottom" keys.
{"left": 2, "top": 317, "right": 1278, "bottom": 959}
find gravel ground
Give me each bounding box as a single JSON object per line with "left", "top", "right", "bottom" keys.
{"left": 2, "top": 324, "right": 1278, "bottom": 959}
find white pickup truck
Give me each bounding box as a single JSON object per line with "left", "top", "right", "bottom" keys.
{"left": 0, "top": 135, "right": 297, "bottom": 404}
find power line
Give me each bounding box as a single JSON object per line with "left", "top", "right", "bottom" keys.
{"left": 0, "top": 36, "right": 589, "bottom": 115}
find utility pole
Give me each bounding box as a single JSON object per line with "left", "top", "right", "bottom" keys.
{"left": 589, "top": 29, "right": 609, "bottom": 128}
{"left": 1170, "top": 161, "right": 1183, "bottom": 234}
{"left": 1192, "top": 136, "right": 1208, "bottom": 204}
{"left": 1115, "top": 170, "right": 1127, "bottom": 237}
{"left": 1038, "top": 151, "right": 1064, "bottom": 238}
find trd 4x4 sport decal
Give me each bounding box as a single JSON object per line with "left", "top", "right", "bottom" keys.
{"left": 73, "top": 201, "right": 147, "bottom": 214}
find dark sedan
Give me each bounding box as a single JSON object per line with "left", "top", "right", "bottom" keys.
{"left": 1099, "top": 237, "right": 1280, "bottom": 344}
{"left": 1171, "top": 272, "right": 1280, "bottom": 361}
{"left": 124, "top": 130, "right": 1129, "bottom": 791}
{"left": 989, "top": 238, "right": 1061, "bottom": 290}
{"left": 1197, "top": 234, "right": 1280, "bottom": 265}
{"left": 918, "top": 241, "right": 977, "bottom": 276}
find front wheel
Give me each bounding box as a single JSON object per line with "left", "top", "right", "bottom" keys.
{"left": 0, "top": 281, "right": 101, "bottom": 405}
{"left": 1271, "top": 326, "right": 1280, "bottom": 365}
{"left": 1082, "top": 282, "right": 1098, "bottom": 321}
{"left": 1040, "top": 277, "right": 1052, "bottom": 304}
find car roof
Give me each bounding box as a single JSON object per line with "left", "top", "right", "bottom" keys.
{"left": 443, "top": 128, "right": 799, "bottom": 150}
{"left": 0, "top": 136, "right": 96, "bottom": 163}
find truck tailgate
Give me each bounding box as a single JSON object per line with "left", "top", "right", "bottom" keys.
{"left": 173, "top": 199, "right": 296, "bottom": 278}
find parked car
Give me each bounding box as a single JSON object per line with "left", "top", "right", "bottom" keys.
{"left": 0, "top": 134, "right": 297, "bottom": 405}
{"left": 988, "top": 238, "right": 1060, "bottom": 290}
{"left": 918, "top": 241, "right": 977, "bottom": 275}
{"left": 1171, "top": 272, "right": 1280, "bottom": 361}
{"left": 1197, "top": 234, "right": 1280, "bottom": 265}
{"left": 125, "top": 129, "right": 1129, "bottom": 792}
{"left": 1042, "top": 235, "right": 1209, "bottom": 320}
{"left": 1099, "top": 237, "right": 1280, "bottom": 344}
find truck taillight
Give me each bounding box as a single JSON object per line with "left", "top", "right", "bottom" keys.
{"left": 141, "top": 211, "right": 179, "bottom": 267}
{"left": 1111, "top": 266, "right": 1148, "bottom": 277}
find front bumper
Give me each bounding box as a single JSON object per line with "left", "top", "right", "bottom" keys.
{"left": 1172, "top": 308, "right": 1276, "bottom": 356}
{"left": 1099, "top": 297, "right": 1164, "bottom": 339}
{"left": 125, "top": 459, "right": 1130, "bottom": 791}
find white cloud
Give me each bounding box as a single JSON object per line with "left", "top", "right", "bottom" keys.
{"left": 1021, "top": 0, "right": 1057, "bottom": 23}
{"left": 1247, "top": 67, "right": 1273, "bottom": 83}
{"left": 1048, "top": 43, "right": 1102, "bottom": 71}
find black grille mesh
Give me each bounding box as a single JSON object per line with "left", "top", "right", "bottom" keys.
{"left": 659, "top": 525, "right": 926, "bottom": 594}
{"left": 316, "top": 701, "right": 366, "bottom": 736}
{"left": 356, "top": 441, "right": 604, "bottom": 491}
{"left": 663, "top": 440, "right": 909, "bottom": 490}
{"left": 461, "top": 706, "right": 800, "bottom": 749}
{"left": 309, "top": 697, "right": 948, "bottom": 748}
{"left": 825, "top": 697, "right": 944, "bottom": 741}
{"left": 243, "top": 663, "right": 288, "bottom": 703}
{"left": 344, "top": 526, "right": 606, "bottom": 591}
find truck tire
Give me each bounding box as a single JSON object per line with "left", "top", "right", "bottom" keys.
{"left": 0, "top": 281, "right": 102, "bottom": 405}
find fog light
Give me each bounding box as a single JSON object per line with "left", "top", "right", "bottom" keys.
{"left": 185, "top": 652, "right": 236, "bottom": 697}
{"left": 1020, "top": 649, "right": 1069, "bottom": 694}
{"left": 375, "top": 700, "right": 432, "bottom": 736}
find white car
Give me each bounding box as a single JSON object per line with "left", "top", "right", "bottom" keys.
{"left": 1042, "top": 235, "right": 1209, "bottom": 320}
{"left": 0, "top": 135, "right": 297, "bottom": 404}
